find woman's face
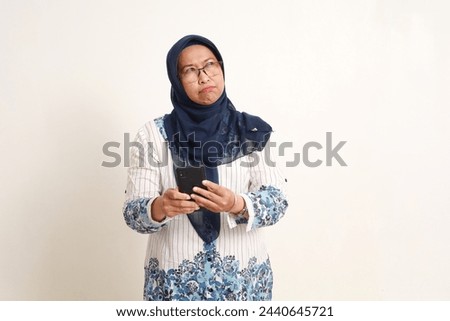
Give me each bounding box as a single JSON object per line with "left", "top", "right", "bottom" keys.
{"left": 178, "top": 45, "right": 225, "bottom": 106}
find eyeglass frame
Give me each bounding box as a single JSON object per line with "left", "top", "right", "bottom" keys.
{"left": 178, "top": 60, "right": 223, "bottom": 83}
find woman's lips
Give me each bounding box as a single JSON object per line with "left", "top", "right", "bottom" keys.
{"left": 200, "top": 86, "right": 215, "bottom": 93}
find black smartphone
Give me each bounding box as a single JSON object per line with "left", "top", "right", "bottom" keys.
{"left": 175, "top": 166, "right": 207, "bottom": 196}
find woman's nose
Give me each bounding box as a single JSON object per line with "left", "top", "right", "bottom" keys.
{"left": 198, "top": 70, "right": 210, "bottom": 83}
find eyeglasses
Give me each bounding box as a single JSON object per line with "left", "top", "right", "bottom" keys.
{"left": 178, "top": 61, "right": 223, "bottom": 83}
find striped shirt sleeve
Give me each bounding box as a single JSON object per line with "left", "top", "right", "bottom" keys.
{"left": 123, "top": 124, "right": 171, "bottom": 234}
{"left": 243, "top": 146, "right": 289, "bottom": 231}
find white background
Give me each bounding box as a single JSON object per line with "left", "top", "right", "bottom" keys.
{"left": 1, "top": 0, "right": 449, "bottom": 300}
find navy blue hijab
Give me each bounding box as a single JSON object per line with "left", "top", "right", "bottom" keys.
{"left": 163, "top": 35, "right": 272, "bottom": 243}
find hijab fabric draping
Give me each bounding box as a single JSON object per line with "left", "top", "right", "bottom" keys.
{"left": 163, "top": 35, "right": 272, "bottom": 243}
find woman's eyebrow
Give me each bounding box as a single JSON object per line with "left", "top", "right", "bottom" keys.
{"left": 179, "top": 57, "right": 216, "bottom": 69}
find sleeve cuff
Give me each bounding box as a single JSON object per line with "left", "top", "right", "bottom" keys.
{"left": 225, "top": 194, "right": 254, "bottom": 231}
{"left": 242, "top": 194, "right": 255, "bottom": 232}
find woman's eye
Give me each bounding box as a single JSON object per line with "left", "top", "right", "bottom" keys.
{"left": 184, "top": 67, "right": 196, "bottom": 74}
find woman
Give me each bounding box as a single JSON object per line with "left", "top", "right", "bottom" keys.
{"left": 123, "top": 35, "right": 288, "bottom": 301}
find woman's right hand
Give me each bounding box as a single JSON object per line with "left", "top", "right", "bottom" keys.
{"left": 151, "top": 188, "right": 200, "bottom": 222}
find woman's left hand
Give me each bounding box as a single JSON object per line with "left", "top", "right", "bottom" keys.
{"left": 190, "top": 180, "right": 237, "bottom": 213}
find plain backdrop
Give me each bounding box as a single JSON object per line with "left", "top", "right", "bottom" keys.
{"left": 1, "top": 0, "right": 449, "bottom": 300}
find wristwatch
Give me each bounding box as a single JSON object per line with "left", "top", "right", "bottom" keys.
{"left": 235, "top": 203, "right": 248, "bottom": 218}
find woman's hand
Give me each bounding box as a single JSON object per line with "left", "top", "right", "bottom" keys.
{"left": 191, "top": 180, "right": 244, "bottom": 214}
{"left": 151, "top": 188, "right": 200, "bottom": 221}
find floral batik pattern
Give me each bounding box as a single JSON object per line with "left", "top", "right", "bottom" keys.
{"left": 123, "top": 198, "right": 167, "bottom": 233}
{"left": 144, "top": 242, "right": 273, "bottom": 301}
{"left": 154, "top": 116, "right": 167, "bottom": 140}
{"left": 247, "top": 185, "right": 288, "bottom": 230}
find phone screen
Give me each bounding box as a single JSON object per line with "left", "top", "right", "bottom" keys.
{"left": 175, "top": 167, "right": 206, "bottom": 196}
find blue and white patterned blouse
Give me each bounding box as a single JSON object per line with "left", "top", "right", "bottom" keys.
{"left": 123, "top": 118, "right": 288, "bottom": 301}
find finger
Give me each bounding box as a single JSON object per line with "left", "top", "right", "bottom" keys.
{"left": 190, "top": 194, "right": 221, "bottom": 212}
{"left": 201, "top": 180, "right": 222, "bottom": 193}
{"left": 176, "top": 191, "right": 192, "bottom": 200}
{"left": 166, "top": 200, "right": 200, "bottom": 215}
{"left": 192, "top": 186, "right": 218, "bottom": 201}
{"left": 178, "top": 200, "right": 200, "bottom": 212}
{"left": 193, "top": 189, "right": 235, "bottom": 212}
{"left": 167, "top": 188, "right": 191, "bottom": 200}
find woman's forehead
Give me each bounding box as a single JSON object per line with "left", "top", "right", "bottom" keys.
{"left": 178, "top": 45, "right": 216, "bottom": 65}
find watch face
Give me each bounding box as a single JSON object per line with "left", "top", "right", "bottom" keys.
{"left": 237, "top": 206, "right": 248, "bottom": 217}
